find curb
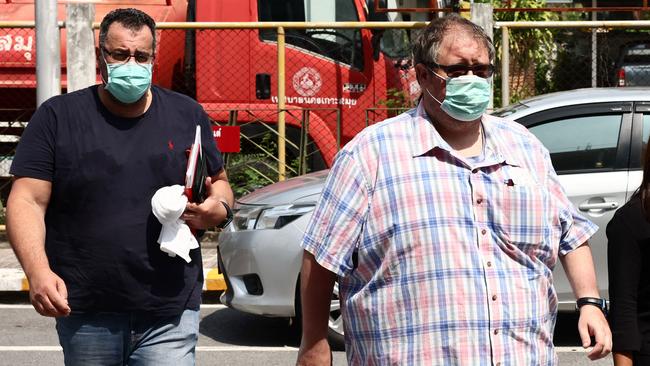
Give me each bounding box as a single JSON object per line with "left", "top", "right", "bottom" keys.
{"left": 203, "top": 268, "right": 227, "bottom": 291}
{"left": 0, "top": 268, "right": 226, "bottom": 292}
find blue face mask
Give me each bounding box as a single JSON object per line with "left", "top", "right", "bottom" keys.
{"left": 104, "top": 61, "right": 152, "bottom": 104}
{"left": 425, "top": 72, "right": 491, "bottom": 122}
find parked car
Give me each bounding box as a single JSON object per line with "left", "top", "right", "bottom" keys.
{"left": 614, "top": 41, "right": 650, "bottom": 87}
{"left": 218, "top": 87, "right": 650, "bottom": 348}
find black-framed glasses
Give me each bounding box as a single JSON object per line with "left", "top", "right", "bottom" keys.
{"left": 426, "top": 61, "right": 494, "bottom": 79}
{"left": 102, "top": 47, "right": 154, "bottom": 65}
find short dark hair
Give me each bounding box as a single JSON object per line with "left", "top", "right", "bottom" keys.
{"left": 99, "top": 8, "right": 156, "bottom": 51}
{"left": 412, "top": 14, "right": 494, "bottom": 66}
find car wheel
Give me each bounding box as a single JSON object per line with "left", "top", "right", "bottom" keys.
{"left": 327, "top": 281, "right": 345, "bottom": 351}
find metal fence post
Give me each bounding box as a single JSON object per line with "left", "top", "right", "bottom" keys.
{"left": 35, "top": 0, "right": 61, "bottom": 106}
{"left": 501, "top": 26, "right": 510, "bottom": 108}
{"left": 277, "top": 26, "right": 286, "bottom": 181}
{"left": 300, "top": 110, "right": 309, "bottom": 175}
{"left": 591, "top": 1, "right": 598, "bottom": 88}
{"left": 223, "top": 110, "right": 238, "bottom": 169}
{"left": 336, "top": 109, "right": 341, "bottom": 150}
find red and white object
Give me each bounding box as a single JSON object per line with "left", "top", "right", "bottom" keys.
{"left": 185, "top": 125, "right": 202, "bottom": 202}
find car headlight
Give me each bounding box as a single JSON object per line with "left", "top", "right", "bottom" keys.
{"left": 232, "top": 204, "right": 315, "bottom": 231}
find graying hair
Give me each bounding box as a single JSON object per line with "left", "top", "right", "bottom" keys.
{"left": 98, "top": 8, "right": 156, "bottom": 52}
{"left": 412, "top": 14, "right": 494, "bottom": 66}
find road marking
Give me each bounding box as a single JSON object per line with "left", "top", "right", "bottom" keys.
{"left": 0, "top": 345, "right": 592, "bottom": 354}
{"left": 0, "top": 304, "right": 32, "bottom": 309}
{"left": 0, "top": 304, "right": 228, "bottom": 310}
{"left": 0, "top": 347, "right": 62, "bottom": 351}
{"left": 0, "top": 346, "right": 298, "bottom": 352}
{"left": 196, "top": 346, "right": 298, "bottom": 352}
{"left": 556, "top": 347, "right": 589, "bottom": 353}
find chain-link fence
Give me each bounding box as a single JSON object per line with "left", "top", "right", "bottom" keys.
{"left": 495, "top": 20, "right": 650, "bottom": 107}
{"left": 160, "top": 23, "right": 423, "bottom": 196}
{"left": 4, "top": 20, "right": 650, "bottom": 199}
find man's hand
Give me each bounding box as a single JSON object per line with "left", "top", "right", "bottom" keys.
{"left": 183, "top": 177, "right": 228, "bottom": 230}
{"left": 296, "top": 338, "right": 332, "bottom": 366}
{"left": 28, "top": 268, "right": 70, "bottom": 317}
{"left": 577, "top": 305, "right": 612, "bottom": 360}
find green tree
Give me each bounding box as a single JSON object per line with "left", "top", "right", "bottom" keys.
{"left": 480, "top": 0, "right": 560, "bottom": 105}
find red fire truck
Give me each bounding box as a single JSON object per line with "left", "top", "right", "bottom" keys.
{"left": 0, "top": 0, "right": 419, "bottom": 179}
{"left": 193, "top": 0, "right": 419, "bottom": 168}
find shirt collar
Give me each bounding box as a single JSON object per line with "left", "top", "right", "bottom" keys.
{"left": 481, "top": 114, "right": 523, "bottom": 167}
{"left": 409, "top": 101, "right": 451, "bottom": 157}
{"left": 409, "top": 102, "right": 522, "bottom": 167}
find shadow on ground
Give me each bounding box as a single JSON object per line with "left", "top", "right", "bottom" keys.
{"left": 199, "top": 307, "right": 301, "bottom": 347}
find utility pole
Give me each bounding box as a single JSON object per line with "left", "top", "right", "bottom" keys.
{"left": 35, "top": 0, "right": 61, "bottom": 107}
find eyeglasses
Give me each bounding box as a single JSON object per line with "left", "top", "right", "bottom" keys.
{"left": 102, "top": 47, "right": 154, "bottom": 65}
{"left": 426, "top": 61, "right": 494, "bottom": 79}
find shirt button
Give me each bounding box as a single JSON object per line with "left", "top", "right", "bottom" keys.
{"left": 476, "top": 198, "right": 483, "bottom": 204}
{"left": 492, "top": 294, "right": 497, "bottom": 301}
{"left": 487, "top": 261, "right": 492, "bottom": 267}
{"left": 481, "top": 229, "right": 487, "bottom": 235}
{"left": 494, "top": 329, "right": 499, "bottom": 335}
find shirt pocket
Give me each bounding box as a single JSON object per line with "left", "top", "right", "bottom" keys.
{"left": 493, "top": 170, "right": 549, "bottom": 256}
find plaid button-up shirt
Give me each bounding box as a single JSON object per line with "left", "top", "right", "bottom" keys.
{"left": 301, "top": 103, "right": 597, "bottom": 365}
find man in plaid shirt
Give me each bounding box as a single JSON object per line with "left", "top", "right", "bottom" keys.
{"left": 296, "top": 14, "right": 611, "bottom": 366}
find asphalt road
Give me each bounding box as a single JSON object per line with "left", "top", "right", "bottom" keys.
{"left": 0, "top": 293, "right": 612, "bottom": 366}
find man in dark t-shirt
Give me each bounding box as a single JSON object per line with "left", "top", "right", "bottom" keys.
{"left": 6, "top": 8, "right": 233, "bottom": 365}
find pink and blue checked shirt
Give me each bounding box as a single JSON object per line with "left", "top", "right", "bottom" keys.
{"left": 301, "top": 103, "right": 598, "bottom": 365}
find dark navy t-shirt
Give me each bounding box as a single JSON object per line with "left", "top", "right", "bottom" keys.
{"left": 10, "top": 85, "right": 223, "bottom": 317}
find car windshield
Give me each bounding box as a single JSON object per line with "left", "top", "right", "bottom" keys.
{"left": 491, "top": 101, "right": 530, "bottom": 118}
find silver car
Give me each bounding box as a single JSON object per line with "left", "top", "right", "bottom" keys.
{"left": 218, "top": 87, "right": 650, "bottom": 348}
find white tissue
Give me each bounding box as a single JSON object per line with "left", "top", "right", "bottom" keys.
{"left": 151, "top": 185, "right": 199, "bottom": 263}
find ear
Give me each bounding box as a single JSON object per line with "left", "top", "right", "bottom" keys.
{"left": 414, "top": 63, "right": 430, "bottom": 86}
{"left": 97, "top": 48, "right": 108, "bottom": 83}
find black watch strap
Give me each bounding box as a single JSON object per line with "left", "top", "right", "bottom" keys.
{"left": 216, "top": 201, "right": 233, "bottom": 229}
{"left": 576, "top": 297, "right": 608, "bottom": 315}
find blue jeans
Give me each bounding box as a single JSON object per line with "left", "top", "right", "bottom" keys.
{"left": 55, "top": 309, "right": 199, "bottom": 366}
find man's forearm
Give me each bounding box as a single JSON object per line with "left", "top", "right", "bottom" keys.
{"left": 7, "top": 193, "right": 49, "bottom": 278}
{"left": 560, "top": 242, "right": 600, "bottom": 298}
{"left": 297, "top": 251, "right": 336, "bottom": 365}
{"left": 211, "top": 178, "right": 234, "bottom": 206}
{"left": 208, "top": 169, "right": 234, "bottom": 212}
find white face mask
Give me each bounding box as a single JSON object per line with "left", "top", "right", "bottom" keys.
{"left": 425, "top": 71, "right": 491, "bottom": 122}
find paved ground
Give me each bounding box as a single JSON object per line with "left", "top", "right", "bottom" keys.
{"left": 0, "top": 304, "right": 612, "bottom": 366}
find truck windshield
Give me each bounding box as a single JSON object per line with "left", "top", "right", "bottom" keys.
{"left": 258, "top": 0, "right": 364, "bottom": 70}
{"left": 365, "top": 0, "right": 412, "bottom": 60}
{"left": 622, "top": 46, "right": 650, "bottom": 64}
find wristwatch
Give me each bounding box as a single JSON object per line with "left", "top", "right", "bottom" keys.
{"left": 575, "top": 297, "right": 608, "bottom": 316}
{"left": 216, "top": 201, "right": 233, "bottom": 230}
